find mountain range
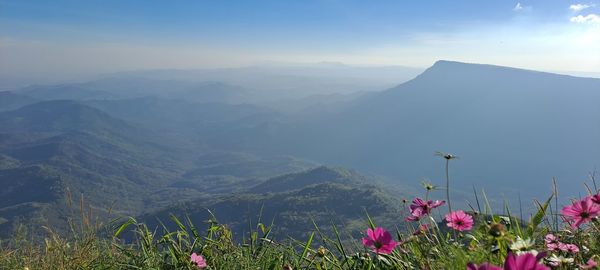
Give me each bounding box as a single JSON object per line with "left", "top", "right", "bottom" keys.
{"left": 1, "top": 60, "right": 599, "bottom": 239}
{"left": 0, "top": 100, "right": 317, "bottom": 238}
{"left": 237, "top": 61, "right": 600, "bottom": 204}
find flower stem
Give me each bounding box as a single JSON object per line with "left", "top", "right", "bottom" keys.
{"left": 445, "top": 158, "right": 452, "bottom": 213}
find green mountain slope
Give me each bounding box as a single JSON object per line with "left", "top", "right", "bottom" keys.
{"left": 250, "top": 166, "right": 369, "bottom": 193}
{"left": 0, "top": 100, "right": 322, "bottom": 239}
{"left": 140, "top": 167, "right": 405, "bottom": 240}
{"left": 0, "top": 101, "right": 192, "bottom": 238}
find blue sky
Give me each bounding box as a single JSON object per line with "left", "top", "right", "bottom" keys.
{"left": 1, "top": 0, "right": 599, "bottom": 81}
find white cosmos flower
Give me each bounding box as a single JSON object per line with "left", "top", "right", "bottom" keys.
{"left": 510, "top": 237, "right": 535, "bottom": 252}
{"left": 547, "top": 254, "right": 574, "bottom": 267}
{"left": 516, "top": 250, "right": 539, "bottom": 256}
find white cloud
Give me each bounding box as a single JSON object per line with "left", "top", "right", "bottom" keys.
{"left": 569, "top": 4, "right": 594, "bottom": 12}
{"left": 570, "top": 14, "right": 600, "bottom": 24}
{"left": 514, "top": 2, "right": 524, "bottom": 11}
{"left": 513, "top": 2, "right": 532, "bottom": 12}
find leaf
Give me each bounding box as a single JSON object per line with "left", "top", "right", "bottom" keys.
{"left": 526, "top": 194, "right": 553, "bottom": 237}
{"left": 299, "top": 232, "right": 314, "bottom": 265}
{"left": 364, "top": 210, "right": 376, "bottom": 229}
{"left": 170, "top": 214, "right": 187, "bottom": 232}
{"left": 114, "top": 217, "right": 136, "bottom": 238}
{"left": 332, "top": 223, "right": 348, "bottom": 266}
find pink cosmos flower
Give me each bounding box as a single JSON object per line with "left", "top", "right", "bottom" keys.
{"left": 466, "top": 262, "right": 503, "bottom": 270}
{"left": 410, "top": 198, "right": 445, "bottom": 215}
{"left": 558, "top": 243, "right": 579, "bottom": 254}
{"left": 543, "top": 234, "right": 559, "bottom": 251}
{"left": 445, "top": 210, "right": 474, "bottom": 231}
{"left": 467, "top": 252, "right": 548, "bottom": 270}
{"left": 504, "top": 252, "right": 549, "bottom": 270}
{"left": 361, "top": 227, "right": 398, "bottom": 254}
{"left": 191, "top": 253, "right": 207, "bottom": 269}
{"left": 405, "top": 198, "right": 445, "bottom": 221}
{"left": 561, "top": 197, "right": 600, "bottom": 228}
{"left": 405, "top": 212, "right": 422, "bottom": 222}
{"left": 579, "top": 258, "right": 598, "bottom": 269}
{"left": 543, "top": 233, "right": 557, "bottom": 243}
{"left": 589, "top": 192, "right": 600, "bottom": 205}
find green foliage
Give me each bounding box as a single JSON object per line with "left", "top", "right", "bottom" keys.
{"left": 1, "top": 185, "right": 599, "bottom": 270}
{"left": 2, "top": 156, "right": 599, "bottom": 269}
{"left": 525, "top": 194, "right": 553, "bottom": 238}
{"left": 140, "top": 181, "right": 404, "bottom": 241}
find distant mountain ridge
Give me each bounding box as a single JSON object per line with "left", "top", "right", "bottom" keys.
{"left": 0, "top": 100, "right": 134, "bottom": 134}
{"left": 17, "top": 78, "right": 257, "bottom": 104}
{"left": 250, "top": 166, "right": 369, "bottom": 193}
{"left": 239, "top": 60, "right": 600, "bottom": 202}
{"left": 105, "top": 63, "right": 423, "bottom": 96}
{"left": 0, "top": 91, "right": 38, "bottom": 112}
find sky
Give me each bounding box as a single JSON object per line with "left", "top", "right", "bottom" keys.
{"left": 1, "top": 0, "right": 599, "bottom": 84}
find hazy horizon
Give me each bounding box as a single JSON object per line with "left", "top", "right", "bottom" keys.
{"left": 1, "top": 0, "right": 599, "bottom": 88}
{"left": 2, "top": 60, "right": 600, "bottom": 91}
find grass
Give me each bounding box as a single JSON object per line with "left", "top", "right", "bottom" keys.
{"left": 1, "top": 162, "right": 599, "bottom": 269}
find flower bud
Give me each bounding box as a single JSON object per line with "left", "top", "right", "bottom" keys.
{"left": 488, "top": 223, "right": 505, "bottom": 237}
{"left": 317, "top": 246, "right": 327, "bottom": 257}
